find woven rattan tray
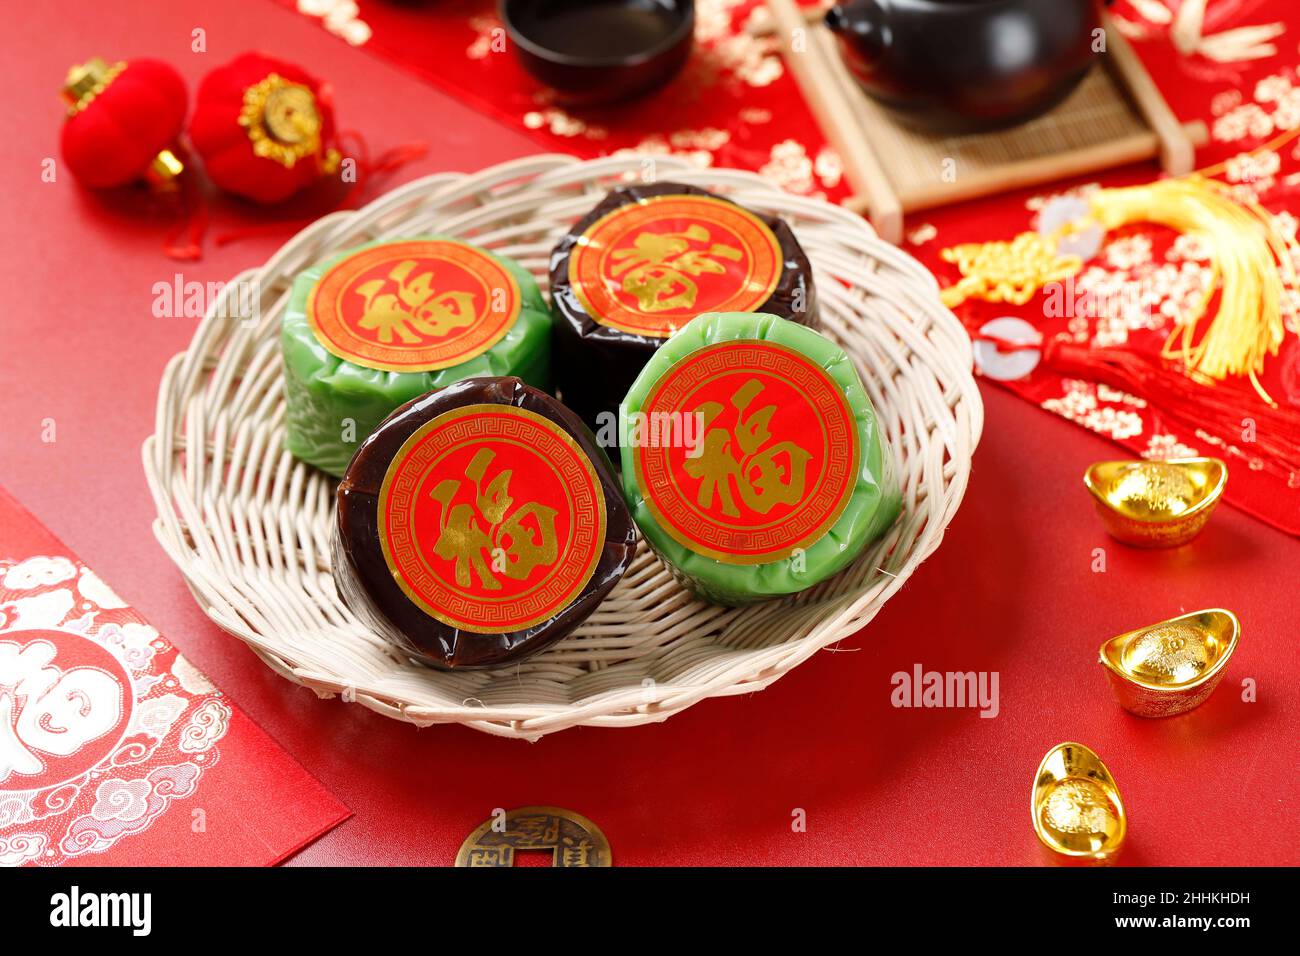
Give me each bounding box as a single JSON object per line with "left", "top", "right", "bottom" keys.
{"left": 144, "top": 154, "right": 983, "bottom": 739}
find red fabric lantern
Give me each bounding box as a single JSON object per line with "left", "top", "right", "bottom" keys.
{"left": 188, "top": 52, "right": 341, "bottom": 204}
{"left": 60, "top": 57, "right": 188, "bottom": 188}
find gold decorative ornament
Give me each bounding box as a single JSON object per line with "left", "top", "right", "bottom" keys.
{"left": 62, "top": 56, "right": 125, "bottom": 116}
{"left": 1031, "top": 742, "right": 1126, "bottom": 865}
{"left": 940, "top": 231, "right": 1083, "bottom": 308}
{"left": 1084, "top": 457, "right": 1226, "bottom": 547}
{"left": 940, "top": 176, "right": 1300, "bottom": 405}
{"left": 1099, "top": 609, "right": 1239, "bottom": 718}
{"left": 238, "top": 73, "right": 339, "bottom": 172}
{"left": 456, "top": 806, "right": 611, "bottom": 867}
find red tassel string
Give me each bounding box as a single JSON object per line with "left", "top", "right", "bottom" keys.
{"left": 972, "top": 329, "right": 1300, "bottom": 482}
{"left": 213, "top": 131, "right": 428, "bottom": 248}
{"left": 162, "top": 164, "right": 209, "bottom": 262}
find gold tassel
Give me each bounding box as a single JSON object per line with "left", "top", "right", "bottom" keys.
{"left": 1088, "top": 176, "right": 1295, "bottom": 403}
{"left": 940, "top": 174, "right": 1299, "bottom": 405}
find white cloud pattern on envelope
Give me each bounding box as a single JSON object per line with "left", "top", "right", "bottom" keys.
{"left": 60, "top": 762, "right": 202, "bottom": 857}
{"left": 2, "top": 557, "right": 77, "bottom": 591}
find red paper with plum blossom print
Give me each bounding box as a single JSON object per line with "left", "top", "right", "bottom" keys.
{"left": 281, "top": 0, "right": 1300, "bottom": 533}
{"left": 0, "top": 486, "right": 348, "bottom": 866}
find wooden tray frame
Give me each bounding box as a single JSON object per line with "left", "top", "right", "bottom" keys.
{"left": 764, "top": 2, "right": 1208, "bottom": 243}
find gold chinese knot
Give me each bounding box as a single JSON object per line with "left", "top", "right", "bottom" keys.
{"left": 939, "top": 231, "right": 1082, "bottom": 308}
{"left": 428, "top": 447, "right": 558, "bottom": 589}
{"left": 354, "top": 259, "right": 477, "bottom": 345}
{"left": 686, "top": 378, "right": 811, "bottom": 517}
{"left": 610, "top": 225, "right": 742, "bottom": 312}
{"left": 456, "top": 807, "right": 612, "bottom": 867}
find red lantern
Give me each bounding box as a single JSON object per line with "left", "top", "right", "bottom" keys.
{"left": 188, "top": 52, "right": 341, "bottom": 204}
{"left": 60, "top": 57, "right": 188, "bottom": 189}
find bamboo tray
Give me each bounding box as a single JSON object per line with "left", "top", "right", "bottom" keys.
{"left": 143, "top": 154, "right": 983, "bottom": 739}
{"left": 763, "top": 2, "right": 1208, "bottom": 242}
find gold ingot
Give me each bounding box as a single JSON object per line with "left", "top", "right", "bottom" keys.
{"left": 1031, "top": 742, "right": 1126, "bottom": 865}
{"left": 1084, "top": 457, "right": 1226, "bottom": 547}
{"left": 1099, "top": 609, "right": 1239, "bottom": 718}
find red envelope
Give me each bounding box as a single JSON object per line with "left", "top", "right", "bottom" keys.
{"left": 0, "top": 485, "right": 349, "bottom": 866}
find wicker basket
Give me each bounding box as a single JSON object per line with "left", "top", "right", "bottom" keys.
{"left": 143, "top": 154, "right": 984, "bottom": 739}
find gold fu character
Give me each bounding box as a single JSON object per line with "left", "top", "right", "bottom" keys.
{"left": 610, "top": 225, "right": 742, "bottom": 313}
{"left": 685, "top": 378, "right": 811, "bottom": 517}
{"left": 428, "top": 448, "right": 559, "bottom": 589}
{"left": 355, "top": 259, "right": 477, "bottom": 343}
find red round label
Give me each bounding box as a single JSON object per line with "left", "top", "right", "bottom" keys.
{"left": 633, "top": 341, "right": 859, "bottom": 565}
{"left": 568, "top": 194, "right": 784, "bottom": 338}
{"left": 378, "top": 405, "right": 607, "bottom": 633}
{"left": 0, "top": 628, "right": 133, "bottom": 792}
{"left": 307, "top": 240, "right": 521, "bottom": 373}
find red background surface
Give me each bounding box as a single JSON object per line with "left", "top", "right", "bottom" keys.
{"left": 1, "top": 0, "right": 1296, "bottom": 865}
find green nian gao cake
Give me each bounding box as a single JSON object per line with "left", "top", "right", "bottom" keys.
{"left": 619, "top": 311, "right": 900, "bottom": 605}
{"left": 282, "top": 235, "right": 551, "bottom": 475}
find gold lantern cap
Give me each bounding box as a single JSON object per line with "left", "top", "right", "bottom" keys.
{"left": 62, "top": 56, "right": 125, "bottom": 115}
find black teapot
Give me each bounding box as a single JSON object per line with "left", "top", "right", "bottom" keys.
{"left": 825, "top": 0, "right": 1109, "bottom": 134}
